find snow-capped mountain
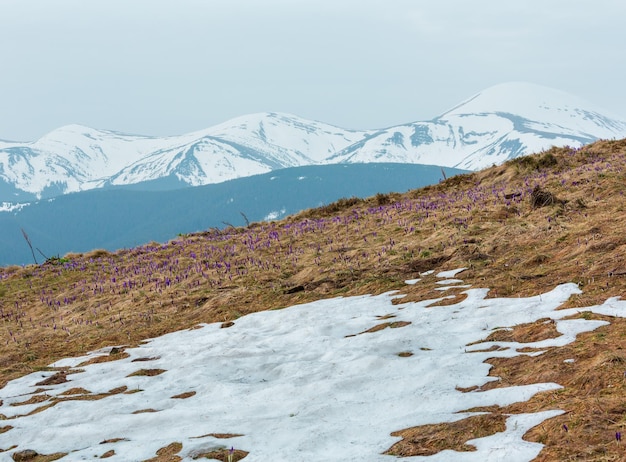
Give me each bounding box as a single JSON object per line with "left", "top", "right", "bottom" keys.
{"left": 329, "top": 82, "right": 626, "bottom": 169}
{"left": 1, "top": 82, "right": 625, "bottom": 201}
{"left": 105, "top": 114, "right": 368, "bottom": 188}
{"left": 0, "top": 115, "right": 371, "bottom": 201}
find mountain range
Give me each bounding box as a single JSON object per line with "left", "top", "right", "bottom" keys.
{"left": 2, "top": 82, "right": 626, "bottom": 203}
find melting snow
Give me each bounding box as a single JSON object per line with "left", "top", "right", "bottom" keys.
{"left": 1, "top": 274, "right": 626, "bottom": 461}
{"left": 0, "top": 202, "right": 30, "bottom": 213}
{"left": 435, "top": 279, "right": 465, "bottom": 285}
{"left": 263, "top": 208, "right": 286, "bottom": 221}
{"left": 436, "top": 268, "right": 467, "bottom": 278}
{"left": 435, "top": 284, "right": 472, "bottom": 291}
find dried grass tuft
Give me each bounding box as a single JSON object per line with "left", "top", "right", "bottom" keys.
{"left": 385, "top": 413, "right": 507, "bottom": 456}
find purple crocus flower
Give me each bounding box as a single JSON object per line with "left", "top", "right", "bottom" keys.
{"left": 617, "top": 431, "right": 622, "bottom": 442}
{"left": 563, "top": 424, "right": 568, "bottom": 432}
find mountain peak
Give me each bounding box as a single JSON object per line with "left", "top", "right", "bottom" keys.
{"left": 206, "top": 111, "right": 357, "bottom": 136}
{"left": 439, "top": 82, "right": 620, "bottom": 121}
{"left": 33, "top": 124, "right": 114, "bottom": 147}
{"left": 40, "top": 123, "right": 102, "bottom": 138}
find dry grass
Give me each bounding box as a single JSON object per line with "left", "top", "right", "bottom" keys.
{"left": 468, "top": 318, "right": 561, "bottom": 345}
{"left": 77, "top": 352, "right": 129, "bottom": 367}
{"left": 385, "top": 413, "right": 508, "bottom": 456}
{"left": 190, "top": 448, "right": 248, "bottom": 461}
{"left": 142, "top": 442, "right": 182, "bottom": 462}
{"left": 170, "top": 391, "right": 196, "bottom": 399}
{"left": 3, "top": 140, "right": 626, "bottom": 459}
{"left": 7, "top": 450, "right": 67, "bottom": 461}
{"left": 347, "top": 320, "right": 412, "bottom": 337}
{"left": 191, "top": 433, "right": 244, "bottom": 440}
{"left": 0, "top": 385, "right": 130, "bottom": 421}
{"left": 59, "top": 387, "right": 91, "bottom": 395}
{"left": 127, "top": 369, "right": 166, "bottom": 377}
{"left": 99, "top": 438, "right": 128, "bottom": 444}
{"left": 132, "top": 408, "right": 159, "bottom": 414}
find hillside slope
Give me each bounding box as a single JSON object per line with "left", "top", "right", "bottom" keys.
{"left": 0, "top": 163, "right": 468, "bottom": 266}
{"left": 2, "top": 139, "right": 626, "bottom": 459}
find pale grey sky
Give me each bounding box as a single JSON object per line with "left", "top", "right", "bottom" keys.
{"left": 1, "top": 0, "right": 625, "bottom": 140}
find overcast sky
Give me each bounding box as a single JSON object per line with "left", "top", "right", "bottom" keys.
{"left": 1, "top": 0, "right": 625, "bottom": 141}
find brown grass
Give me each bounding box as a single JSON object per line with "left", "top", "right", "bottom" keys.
{"left": 132, "top": 408, "right": 160, "bottom": 414}
{"left": 127, "top": 369, "right": 166, "bottom": 377}
{"left": 353, "top": 320, "right": 412, "bottom": 336}
{"left": 9, "top": 451, "right": 67, "bottom": 462}
{"left": 132, "top": 356, "right": 160, "bottom": 362}
{"left": 469, "top": 318, "right": 561, "bottom": 345}
{"left": 142, "top": 442, "right": 182, "bottom": 462}
{"left": 200, "top": 433, "right": 243, "bottom": 439}
{"left": 385, "top": 413, "right": 507, "bottom": 456}
{"left": 3, "top": 140, "right": 626, "bottom": 459}
{"left": 190, "top": 448, "right": 248, "bottom": 461}
{"left": 1, "top": 385, "right": 130, "bottom": 421}
{"left": 170, "top": 391, "right": 196, "bottom": 399}
{"left": 99, "top": 438, "right": 128, "bottom": 444}
{"left": 59, "top": 387, "right": 91, "bottom": 395}
{"left": 10, "top": 394, "right": 50, "bottom": 407}
{"left": 77, "top": 351, "right": 129, "bottom": 367}
{"left": 35, "top": 372, "right": 68, "bottom": 386}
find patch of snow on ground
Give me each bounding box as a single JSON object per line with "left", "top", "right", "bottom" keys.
{"left": 263, "top": 208, "right": 286, "bottom": 221}
{"left": 435, "top": 284, "right": 472, "bottom": 291}
{"left": 1, "top": 279, "right": 626, "bottom": 461}
{"left": 436, "top": 279, "right": 465, "bottom": 285}
{"left": 436, "top": 267, "right": 467, "bottom": 278}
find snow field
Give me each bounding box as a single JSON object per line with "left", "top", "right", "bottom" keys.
{"left": 1, "top": 270, "right": 625, "bottom": 461}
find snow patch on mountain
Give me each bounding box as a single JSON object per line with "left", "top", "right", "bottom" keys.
{"left": 205, "top": 112, "right": 370, "bottom": 164}
{"left": 0, "top": 201, "right": 30, "bottom": 213}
